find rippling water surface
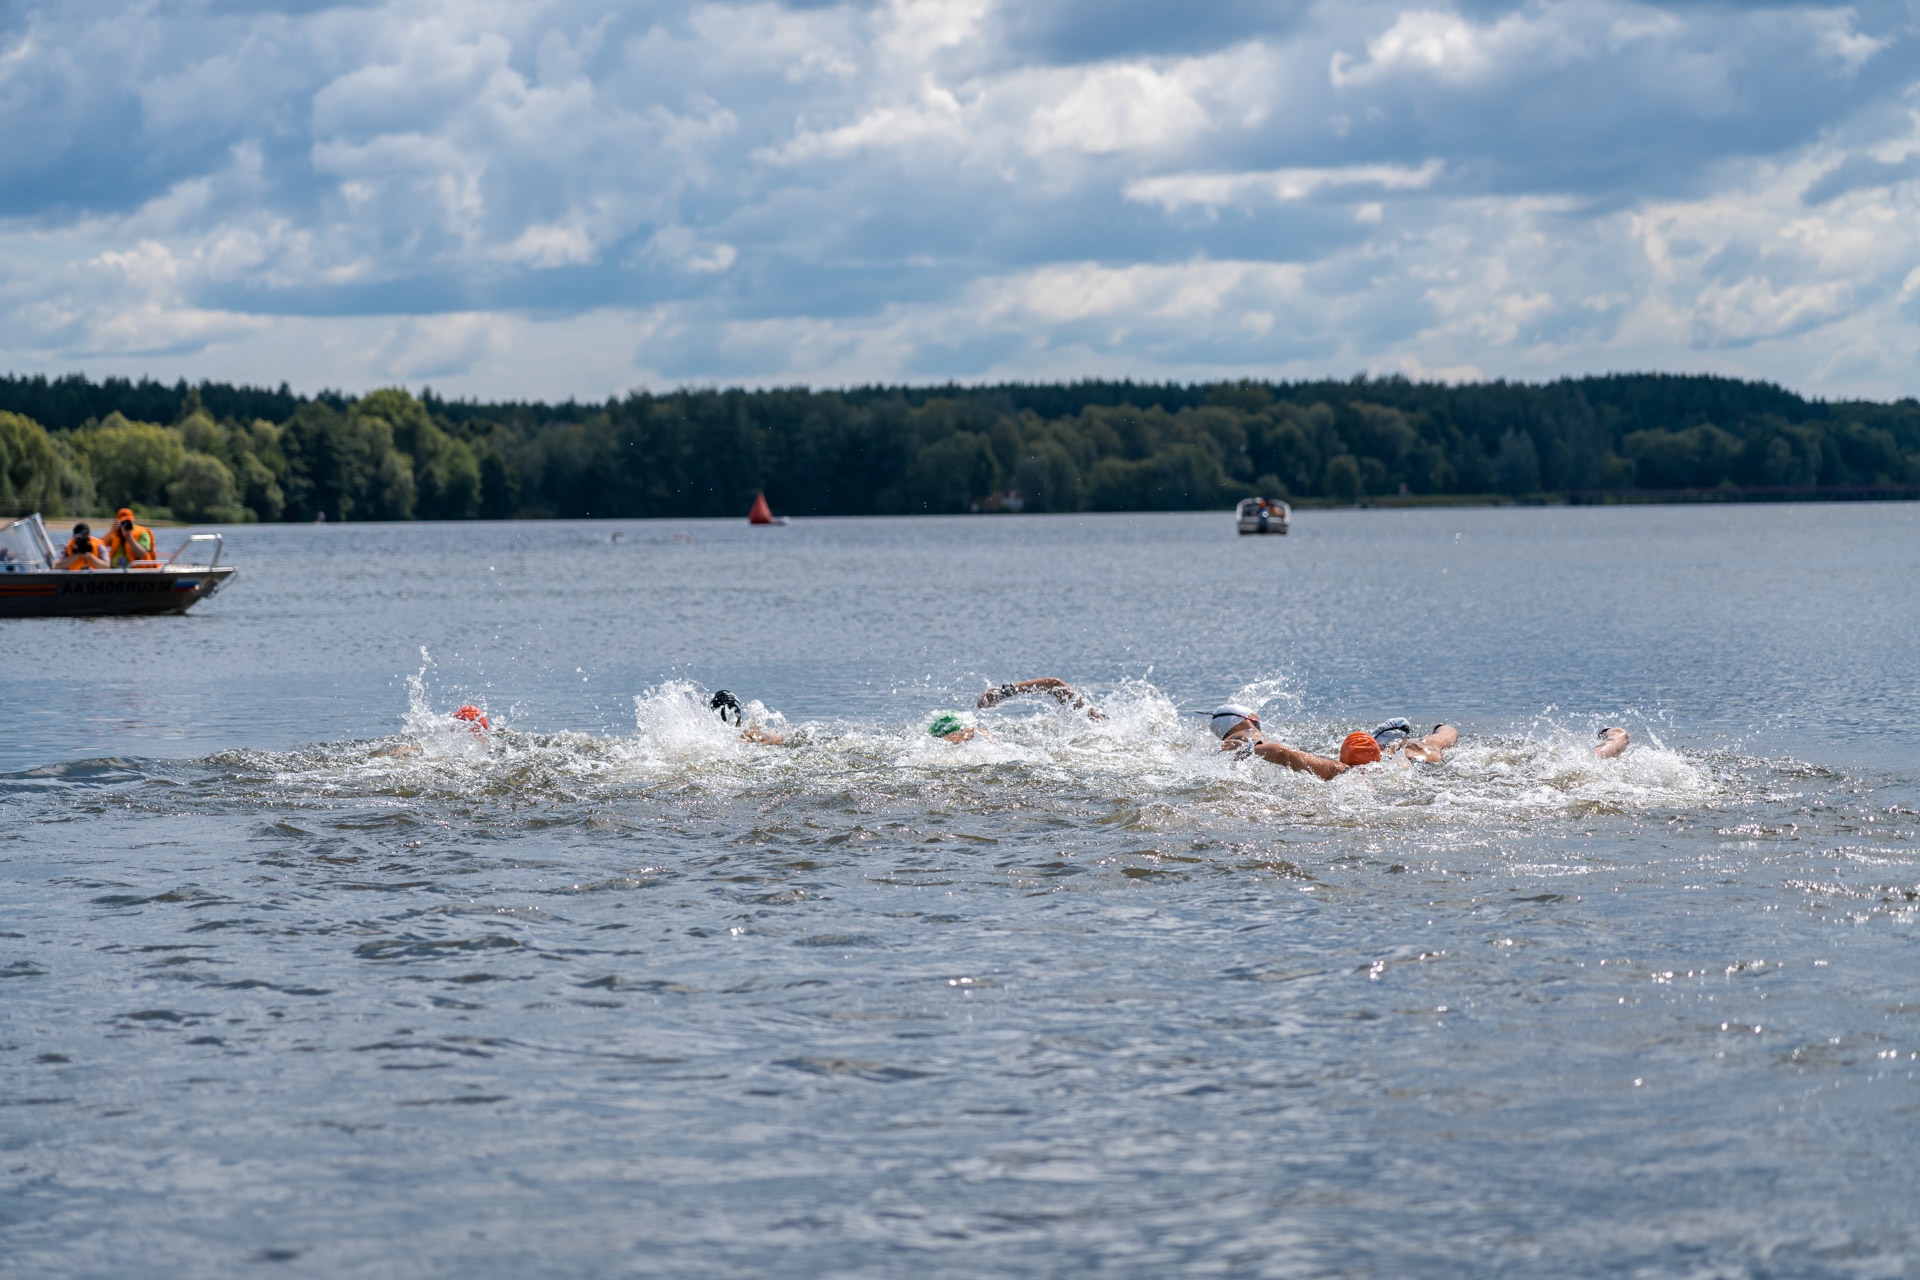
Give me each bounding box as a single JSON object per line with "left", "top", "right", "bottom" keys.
{"left": 3, "top": 507, "right": 1918, "bottom": 1277}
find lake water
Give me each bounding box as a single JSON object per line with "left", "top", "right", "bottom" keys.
{"left": 2, "top": 506, "right": 1917, "bottom": 1277}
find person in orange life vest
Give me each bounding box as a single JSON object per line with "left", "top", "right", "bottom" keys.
{"left": 102, "top": 509, "right": 158, "bottom": 567}
{"left": 58, "top": 523, "right": 108, "bottom": 570}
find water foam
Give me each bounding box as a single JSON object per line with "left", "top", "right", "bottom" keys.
{"left": 215, "top": 672, "right": 1752, "bottom": 840}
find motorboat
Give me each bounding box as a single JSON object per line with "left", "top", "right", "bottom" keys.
{"left": 1235, "top": 497, "right": 1290, "bottom": 535}
{"left": 0, "top": 513, "right": 237, "bottom": 617}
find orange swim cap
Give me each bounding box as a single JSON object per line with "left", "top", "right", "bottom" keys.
{"left": 1339, "top": 731, "right": 1381, "bottom": 765}
{"left": 454, "top": 704, "right": 491, "bottom": 731}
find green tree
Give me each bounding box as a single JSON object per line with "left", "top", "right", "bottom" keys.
{"left": 72, "top": 413, "right": 184, "bottom": 510}
{"left": 1012, "top": 443, "right": 1080, "bottom": 512}
{"left": 478, "top": 450, "right": 519, "bottom": 519}
{"left": 1, "top": 411, "right": 90, "bottom": 516}
{"left": 1624, "top": 425, "right": 1742, "bottom": 488}
{"left": 898, "top": 432, "right": 998, "bottom": 512}
{"left": 354, "top": 389, "right": 479, "bottom": 520}
{"left": 1323, "top": 453, "right": 1363, "bottom": 504}
{"left": 280, "top": 402, "right": 415, "bottom": 522}
{"left": 1493, "top": 429, "right": 1542, "bottom": 495}
{"left": 167, "top": 453, "right": 241, "bottom": 522}
{"left": 1759, "top": 429, "right": 1819, "bottom": 487}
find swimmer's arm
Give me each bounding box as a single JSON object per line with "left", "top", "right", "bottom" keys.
{"left": 1250, "top": 741, "right": 1347, "bottom": 781}
{"left": 1594, "top": 727, "right": 1629, "bottom": 759}
{"left": 1402, "top": 724, "right": 1458, "bottom": 763}
{"left": 977, "top": 677, "right": 1104, "bottom": 720}
{"left": 740, "top": 726, "right": 787, "bottom": 746}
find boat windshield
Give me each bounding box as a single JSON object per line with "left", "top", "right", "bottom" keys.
{"left": 0, "top": 514, "right": 55, "bottom": 571}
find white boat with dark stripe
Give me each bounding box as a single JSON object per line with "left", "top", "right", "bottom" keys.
{"left": 0, "top": 514, "right": 237, "bottom": 617}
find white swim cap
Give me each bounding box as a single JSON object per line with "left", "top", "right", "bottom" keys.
{"left": 1209, "top": 704, "right": 1257, "bottom": 738}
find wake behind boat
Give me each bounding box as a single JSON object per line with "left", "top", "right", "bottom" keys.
{"left": 0, "top": 514, "right": 236, "bottom": 617}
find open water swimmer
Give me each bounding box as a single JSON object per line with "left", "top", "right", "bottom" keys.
{"left": 976, "top": 676, "right": 1106, "bottom": 720}
{"left": 1211, "top": 708, "right": 1627, "bottom": 780}
{"left": 710, "top": 688, "right": 788, "bottom": 744}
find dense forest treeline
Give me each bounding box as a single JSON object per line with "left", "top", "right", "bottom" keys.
{"left": 3, "top": 370, "right": 1918, "bottom": 523}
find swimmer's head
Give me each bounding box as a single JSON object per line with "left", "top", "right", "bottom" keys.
{"left": 1371, "top": 718, "right": 1412, "bottom": 749}
{"left": 1209, "top": 704, "right": 1258, "bottom": 738}
{"left": 1339, "top": 731, "right": 1382, "bottom": 765}
{"left": 710, "top": 689, "right": 742, "bottom": 725}
{"left": 453, "top": 704, "right": 491, "bottom": 732}
{"left": 929, "top": 713, "right": 964, "bottom": 738}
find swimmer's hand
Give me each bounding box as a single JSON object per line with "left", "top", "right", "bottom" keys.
{"left": 979, "top": 677, "right": 1104, "bottom": 721}
{"left": 977, "top": 682, "right": 1021, "bottom": 709}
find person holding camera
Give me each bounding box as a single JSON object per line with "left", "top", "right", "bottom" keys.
{"left": 58, "top": 523, "right": 108, "bottom": 571}
{"left": 102, "top": 508, "right": 158, "bottom": 568}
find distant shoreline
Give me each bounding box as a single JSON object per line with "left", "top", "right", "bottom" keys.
{"left": 28, "top": 485, "right": 1920, "bottom": 530}
{"left": 1291, "top": 484, "right": 1920, "bottom": 510}
{"left": 7, "top": 372, "right": 1918, "bottom": 526}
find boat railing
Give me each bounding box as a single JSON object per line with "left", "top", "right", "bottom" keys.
{"left": 166, "top": 532, "right": 224, "bottom": 569}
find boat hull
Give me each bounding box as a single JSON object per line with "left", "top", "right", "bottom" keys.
{"left": 0, "top": 566, "right": 237, "bottom": 618}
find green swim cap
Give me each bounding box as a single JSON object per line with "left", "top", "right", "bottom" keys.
{"left": 929, "top": 713, "right": 964, "bottom": 738}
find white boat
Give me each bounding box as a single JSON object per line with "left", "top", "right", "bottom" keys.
{"left": 0, "top": 513, "right": 236, "bottom": 617}
{"left": 1235, "top": 497, "right": 1290, "bottom": 535}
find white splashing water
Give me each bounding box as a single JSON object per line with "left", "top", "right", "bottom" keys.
{"left": 256, "top": 668, "right": 1730, "bottom": 832}
{"left": 395, "top": 649, "right": 495, "bottom": 762}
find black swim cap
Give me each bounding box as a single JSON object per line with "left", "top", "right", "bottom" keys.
{"left": 710, "top": 689, "right": 742, "bottom": 723}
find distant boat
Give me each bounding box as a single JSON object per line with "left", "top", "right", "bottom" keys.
{"left": 1235, "top": 497, "right": 1290, "bottom": 535}
{"left": 0, "top": 513, "right": 237, "bottom": 616}
{"left": 747, "top": 493, "right": 789, "bottom": 526}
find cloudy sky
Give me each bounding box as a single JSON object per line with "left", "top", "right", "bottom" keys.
{"left": 2, "top": 0, "right": 1918, "bottom": 400}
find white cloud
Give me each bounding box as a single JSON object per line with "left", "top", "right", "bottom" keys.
{"left": 0, "top": 0, "right": 1916, "bottom": 401}
{"left": 500, "top": 221, "right": 599, "bottom": 269}
{"left": 1126, "top": 160, "right": 1444, "bottom": 211}
{"left": 767, "top": 88, "right": 967, "bottom": 163}
{"left": 1811, "top": 7, "right": 1890, "bottom": 71}
{"left": 371, "top": 312, "right": 513, "bottom": 380}
{"left": 972, "top": 258, "right": 1309, "bottom": 327}
{"left": 1025, "top": 64, "right": 1214, "bottom": 155}
{"left": 1327, "top": 1, "right": 1704, "bottom": 90}
{"left": 1329, "top": 7, "right": 1560, "bottom": 87}
{"left": 642, "top": 225, "right": 739, "bottom": 274}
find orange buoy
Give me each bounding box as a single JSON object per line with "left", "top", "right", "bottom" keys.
{"left": 453, "top": 704, "right": 491, "bottom": 733}
{"left": 748, "top": 493, "right": 774, "bottom": 524}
